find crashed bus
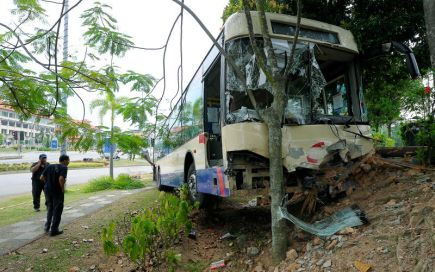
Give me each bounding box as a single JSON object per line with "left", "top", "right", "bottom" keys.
{"left": 152, "top": 12, "right": 420, "bottom": 206}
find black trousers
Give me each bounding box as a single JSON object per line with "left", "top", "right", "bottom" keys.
{"left": 44, "top": 190, "right": 64, "bottom": 231}
{"left": 32, "top": 179, "right": 44, "bottom": 209}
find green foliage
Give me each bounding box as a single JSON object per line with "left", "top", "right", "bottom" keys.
{"left": 82, "top": 174, "right": 145, "bottom": 193}
{"left": 112, "top": 174, "right": 145, "bottom": 190}
{"left": 101, "top": 192, "right": 197, "bottom": 270}
{"left": 372, "top": 132, "right": 395, "bottom": 148}
{"left": 81, "top": 1, "right": 134, "bottom": 57}
{"left": 82, "top": 176, "right": 114, "bottom": 193}
{"left": 222, "top": 0, "right": 288, "bottom": 22}
{"left": 415, "top": 118, "right": 435, "bottom": 165}
{"left": 401, "top": 118, "right": 435, "bottom": 165}
{"left": 102, "top": 222, "right": 118, "bottom": 255}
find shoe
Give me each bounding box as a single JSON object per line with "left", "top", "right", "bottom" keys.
{"left": 44, "top": 227, "right": 50, "bottom": 233}
{"left": 34, "top": 208, "right": 40, "bottom": 212}
{"left": 50, "top": 229, "right": 63, "bottom": 236}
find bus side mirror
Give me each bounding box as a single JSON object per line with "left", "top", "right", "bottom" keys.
{"left": 382, "top": 42, "right": 421, "bottom": 79}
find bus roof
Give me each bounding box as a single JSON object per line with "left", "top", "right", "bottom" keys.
{"left": 224, "top": 11, "right": 359, "bottom": 54}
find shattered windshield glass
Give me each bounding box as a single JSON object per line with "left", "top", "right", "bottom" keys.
{"left": 225, "top": 37, "right": 355, "bottom": 125}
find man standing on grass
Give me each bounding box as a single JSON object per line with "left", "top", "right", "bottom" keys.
{"left": 40, "top": 154, "right": 70, "bottom": 236}
{"left": 30, "top": 154, "right": 49, "bottom": 212}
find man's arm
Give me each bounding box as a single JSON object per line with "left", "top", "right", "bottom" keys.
{"left": 40, "top": 167, "right": 47, "bottom": 182}
{"left": 30, "top": 161, "right": 41, "bottom": 173}
{"left": 59, "top": 176, "right": 66, "bottom": 193}
{"left": 58, "top": 166, "right": 68, "bottom": 193}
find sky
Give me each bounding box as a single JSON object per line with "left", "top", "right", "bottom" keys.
{"left": 0, "top": 0, "right": 229, "bottom": 129}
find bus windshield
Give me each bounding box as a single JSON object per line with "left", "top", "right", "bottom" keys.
{"left": 225, "top": 37, "right": 367, "bottom": 125}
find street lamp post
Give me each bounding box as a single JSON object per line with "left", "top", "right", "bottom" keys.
{"left": 60, "top": 0, "right": 69, "bottom": 156}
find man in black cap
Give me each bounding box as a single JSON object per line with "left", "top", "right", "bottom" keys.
{"left": 41, "top": 154, "right": 69, "bottom": 236}
{"left": 30, "top": 154, "right": 49, "bottom": 212}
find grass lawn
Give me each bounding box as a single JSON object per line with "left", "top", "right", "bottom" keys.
{"left": 0, "top": 174, "right": 154, "bottom": 228}
{"left": 112, "top": 158, "right": 149, "bottom": 167}
{"left": 0, "top": 188, "right": 160, "bottom": 272}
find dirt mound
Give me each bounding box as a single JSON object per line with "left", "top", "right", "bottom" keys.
{"left": 176, "top": 155, "right": 434, "bottom": 272}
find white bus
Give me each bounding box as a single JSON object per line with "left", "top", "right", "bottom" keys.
{"left": 152, "top": 11, "right": 419, "bottom": 205}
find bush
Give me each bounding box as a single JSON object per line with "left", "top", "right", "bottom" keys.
{"left": 112, "top": 174, "right": 144, "bottom": 190}
{"left": 102, "top": 188, "right": 196, "bottom": 271}
{"left": 82, "top": 176, "right": 114, "bottom": 193}
{"left": 82, "top": 174, "right": 145, "bottom": 193}
{"left": 400, "top": 119, "right": 435, "bottom": 165}
{"left": 372, "top": 132, "right": 395, "bottom": 147}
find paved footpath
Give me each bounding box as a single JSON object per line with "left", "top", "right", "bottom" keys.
{"left": 0, "top": 187, "right": 153, "bottom": 256}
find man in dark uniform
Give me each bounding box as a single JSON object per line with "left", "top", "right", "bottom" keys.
{"left": 30, "top": 154, "right": 49, "bottom": 212}
{"left": 41, "top": 154, "right": 70, "bottom": 236}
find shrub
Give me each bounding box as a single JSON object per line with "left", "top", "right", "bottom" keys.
{"left": 112, "top": 174, "right": 144, "bottom": 190}
{"left": 372, "top": 132, "right": 395, "bottom": 147}
{"left": 102, "top": 188, "right": 196, "bottom": 271}
{"left": 82, "top": 176, "right": 114, "bottom": 193}
{"left": 82, "top": 174, "right": 145, "bottom": 193}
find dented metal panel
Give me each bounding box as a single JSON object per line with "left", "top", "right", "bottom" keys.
{"left": 222, "top": 122, "right": 373, "bottom": 173}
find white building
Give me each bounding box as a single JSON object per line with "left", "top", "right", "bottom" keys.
{"left": 0, "top": 105, "right": 55, "bottom": 146}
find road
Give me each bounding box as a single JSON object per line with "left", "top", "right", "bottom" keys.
{"left": 0, "top": 165, "right": 152, "bottom": 198}
{"left": 0, "top": 151, "right": 102, "bottom": 164}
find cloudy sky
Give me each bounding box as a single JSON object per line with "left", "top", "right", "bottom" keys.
{"left": 1, "top": 0, "right": 228, "bottom": 129}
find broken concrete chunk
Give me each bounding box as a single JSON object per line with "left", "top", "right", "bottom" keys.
{"left": 325, "top": 240, "right": 337, "bottom": 250}
{"left": 322, "top": 259, "right": 332, "bottom": 268}
{"left": 286, "top": 249, "right": 298, "bottom": 262}
{"left": 247, "top": 246, "right": 260, "bottom": 257}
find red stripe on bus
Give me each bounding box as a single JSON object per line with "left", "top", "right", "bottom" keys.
{"left": 307, "top": 156, "right": 318, "bottom": 163}
{"left": 311, "top": 141, "right": 325, "bottom": 148}
{"left": 216, "top": 167, "right": 225, "bottom": 197}
{"left": 199, "top": 133, "right": 206, "bottom": 144}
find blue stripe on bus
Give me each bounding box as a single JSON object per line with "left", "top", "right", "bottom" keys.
{"left": 160, "top": 171, "right": 184, "bottom": 187}
{"left": 160, "top": 167, "right": 230, "bottom": 197}
{"left": 196, "top": 167, "right": 230, "bottom": 197}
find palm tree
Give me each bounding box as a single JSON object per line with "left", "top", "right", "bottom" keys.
{"left": 90, "top": 93, "right": 129, "bottom": 178}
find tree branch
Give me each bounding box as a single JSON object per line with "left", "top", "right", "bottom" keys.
{"left": 171, "top": 0, "right": 258, "bottom": 109}
{"left": 255, "top": 0, "right": 278, "bottom": 74}
{"left": 284, "top": 0, "right": 301, "bottom": 77}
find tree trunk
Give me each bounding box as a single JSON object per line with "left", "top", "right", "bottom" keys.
{"left": 110, "top": 109, "right": 114, "bottom": 179}
{"left": 423, "top": 0, "right": 435, "bottom": 68}
{"left": 268, "top": 121, "right": 287, "bottom": 263}
{"left": 387, "top": 123, "right": 392, "bottom": 138}
{"left": 265, "top": 81, "right": 288, "bottom": 263}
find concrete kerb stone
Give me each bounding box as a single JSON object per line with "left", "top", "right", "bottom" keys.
{"left": 0, "top": 187, "right": 153, "bottom": 256}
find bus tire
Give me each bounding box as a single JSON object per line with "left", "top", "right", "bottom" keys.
{"left": 187, "top": 163, "right": 211, "bottom": 208}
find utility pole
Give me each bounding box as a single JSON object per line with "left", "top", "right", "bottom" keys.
{"left": 60, "top": 0, "right": 69, "bottom": 156}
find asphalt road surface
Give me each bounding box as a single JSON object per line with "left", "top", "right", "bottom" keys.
{"left": 0, "top": 165, "right": 152, "bottom": 198}
{"left": 0, "top": 151, "right": 102, "bottom": 164}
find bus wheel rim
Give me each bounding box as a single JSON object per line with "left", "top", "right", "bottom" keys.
{"left": 188, "top": 173, "right": 198, "bottom": 200}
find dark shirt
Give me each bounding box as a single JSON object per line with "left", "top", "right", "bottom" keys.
{"left": 42, "top": 164, "right": 68, "bottom": 193}
{"left": 31, "top": 162, "right": 49, "bottom": 182}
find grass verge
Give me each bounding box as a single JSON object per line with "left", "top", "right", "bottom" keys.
{"left": 0, "top": 189, "right": 159, "bottom": 272}
{"left": 0, "top": 159, "right": 148, "bottom": 173}
{"left": 0, "top": 174, "right": 153, "bottom": 228}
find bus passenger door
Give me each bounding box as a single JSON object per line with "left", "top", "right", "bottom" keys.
{"left": 203, "top": 58, "right": 223, "bottom": 167}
